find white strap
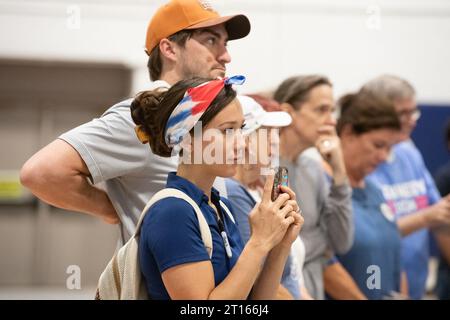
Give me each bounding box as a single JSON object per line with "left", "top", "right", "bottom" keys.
{"left": 135, "top": 188, "right": 213, "bottom": 258}
{"left": 219, "top": 200, "right": 235, "bottom": 224}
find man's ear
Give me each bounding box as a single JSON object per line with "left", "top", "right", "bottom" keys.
{"left": 159, "top": 38, "right": 178, "bottom": 63}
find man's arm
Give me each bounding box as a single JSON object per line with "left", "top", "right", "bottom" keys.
{"left": 20, "top": 139, "right": 119, "bottom": 224}
{"left": 324, "top": 261, "right": 367, "bottom": 300}
{"left": 396, "top": 195, "right": 450, "bottom": 236}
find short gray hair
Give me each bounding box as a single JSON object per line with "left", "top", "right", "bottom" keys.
{"left": 361, "top": 74, "right": 416, "bottom": 102}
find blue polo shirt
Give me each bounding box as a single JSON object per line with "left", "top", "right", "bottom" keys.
{"left": 367, "top": 140, "right": 441, "bottom": 299}
{"left": 139, "top": 172, "right": 244, "bottom": 300}
{"left": 337, "top": 179, "right": 402, "bottom": 300}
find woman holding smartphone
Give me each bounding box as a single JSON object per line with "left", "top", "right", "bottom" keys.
{"left": 225, "top": 95, "right": 310, "bottom": 299}
{"left": 130, "top": 76, "right": 303, "bottom": 300}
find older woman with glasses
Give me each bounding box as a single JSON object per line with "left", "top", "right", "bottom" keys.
{"left": 364, "top": 75, "right": 450, "bottom": 299}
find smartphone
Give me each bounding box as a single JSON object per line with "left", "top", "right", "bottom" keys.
{"left": 271, "top": 166, "right": 289, "bottom": 201}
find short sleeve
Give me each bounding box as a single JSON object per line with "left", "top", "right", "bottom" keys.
{"left": 59, "top": 100, "right": 153, "bottom": 184}
{"left": 141, "top": 198, "right": 210, "bottom": 273}
{"left": 424, "top": 169, "right": 441, "bottom": 204}
{"left": 410, "top": 144, "right": 441, "bottom": 204}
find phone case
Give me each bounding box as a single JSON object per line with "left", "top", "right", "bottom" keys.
{"left": 271, "top": 166, "right": 289, "bottom": 201}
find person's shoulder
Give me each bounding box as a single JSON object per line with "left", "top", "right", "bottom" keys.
{"left": 225, "top": 178, "right": 245, "bottom": 196}
{"left": 393, "top": 140, "right": 422, "bottom": 160}
{"left": 364, "top": 178, "right": 386, "bottom": 201}
{"left": 298, "top": 152, "right": 323, "bottom": 171}
{"left": 143, "top": 196, "right": 197, "bottom": 225}
{"left": 101, "top": 98, "right": 134, "bottom": 118}
{"left": 224, "top": 179, "right": 256, "bottom": 207}
{"left": 104, "top": 80, "right": 170, "bottom": 119}
{"left": 297, "top": 152, "right": 328, "bottom": 188}
{"left": 364, "top": 178, "right": 380, "bottom": 192}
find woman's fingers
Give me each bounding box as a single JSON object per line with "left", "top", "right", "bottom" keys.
{"left": 279, "top": 185, "right": 296, "bottom": 201}
{"left": 282, "top": 215, "right": 295, "bottom": 228}
{"left": 262, "top": 172, "right": 275, "bottom": 204}
{"left": 285, "top": 199, "right": 300, "bottom": 213}
{"left": 273, "top": 193, "right": 290, "bottom": 209}
{"left": 279, "top": 204, "right": 294, "bottom": 218}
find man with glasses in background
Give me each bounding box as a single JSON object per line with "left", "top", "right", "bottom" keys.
{"left": 364, "top": 74, "right": 450, "bottom": 299}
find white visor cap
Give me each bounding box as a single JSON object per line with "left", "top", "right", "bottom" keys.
{"left": 238, "top": 95, "right": 292, "bottom": 135}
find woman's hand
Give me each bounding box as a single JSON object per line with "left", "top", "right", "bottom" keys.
{"left": 316, "top": 125, "right": 348, "bottom": 186}
{"left": 423, "top": 195, "right": 450, "bottom": 227}
{"left": 248, "top": 173, "right": 296, "bottom": 252}
{"left": 277, "top": 185, "right": 304, "bottom": 248}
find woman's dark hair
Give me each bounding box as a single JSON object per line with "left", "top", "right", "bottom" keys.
{"left": 131, "top": 77, "right": 237, "bottom": 157}
{"left": 273, "top": 75, "right": 332, "bottom": 109}
{"left": 336, "top": 91, "right": 401, "bottom": 136}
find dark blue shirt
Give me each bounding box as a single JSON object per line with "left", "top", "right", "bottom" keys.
{"left": 337, "top": 179, "right": 402, "bottom": 300}
{"left": 139, "top": 172, "right": 244, "bottom": 300}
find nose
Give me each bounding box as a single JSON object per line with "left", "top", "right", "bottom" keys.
{"left": 325, "top": 113, "right": 337, "bottom": 126}
{"left": 408, "top": 116, "right": 417, "bottom": 128}
{"left": 217, "top": 46, "right": 231, "bottom": 65}
{"left": 378, "top": 148, "right": 391, "bottom": 163}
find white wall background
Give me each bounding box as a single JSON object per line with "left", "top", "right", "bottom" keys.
{"left": 0, "top": 0, "right": 449, "bottom": 103}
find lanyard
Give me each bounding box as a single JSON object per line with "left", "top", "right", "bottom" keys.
{"left": 210, "top": 200, "right": 233, "bottom": 259}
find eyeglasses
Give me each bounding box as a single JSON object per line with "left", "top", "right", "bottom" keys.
{"left": 398, "top": 109, "right": 421, "bottom": 122}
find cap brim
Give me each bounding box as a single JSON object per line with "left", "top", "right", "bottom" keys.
{"left": 186, "top": 14, "right": 251, "bottom": 41}
{"left": 260, "top": 112, "right": 292, "bottom": 127}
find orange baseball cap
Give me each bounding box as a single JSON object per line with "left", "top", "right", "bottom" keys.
{"left": 145, "top": 0, "right": 251, "bottom": 54}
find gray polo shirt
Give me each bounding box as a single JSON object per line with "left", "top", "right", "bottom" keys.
{"left": 59, "top": 81, "right": 176, "bottom": 241}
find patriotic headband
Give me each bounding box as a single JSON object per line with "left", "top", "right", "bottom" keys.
{"left": 164, "top": 75, "right": 245, "bottom": 148}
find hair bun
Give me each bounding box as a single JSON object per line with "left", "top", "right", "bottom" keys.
{"left": 130, "top": 89, "right": 173, "bottom": 156}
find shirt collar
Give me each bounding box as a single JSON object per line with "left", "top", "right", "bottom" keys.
{"left": 149, "top": 80, "right": 170, "bottom": 91}
{"left": 165, "top": 172, "right": 221, "bottom": 205}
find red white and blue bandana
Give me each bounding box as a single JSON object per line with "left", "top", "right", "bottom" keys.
{"left": 164, "top": 75, "right": 245, "bottom": 148}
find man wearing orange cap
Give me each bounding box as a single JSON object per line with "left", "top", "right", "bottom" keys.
{"left": 20, "top": 0, "right": 251, "bottom": 242}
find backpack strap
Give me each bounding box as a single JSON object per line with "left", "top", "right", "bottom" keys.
{"left": 135, "top": 188, "right": 213, "bottom": 258}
